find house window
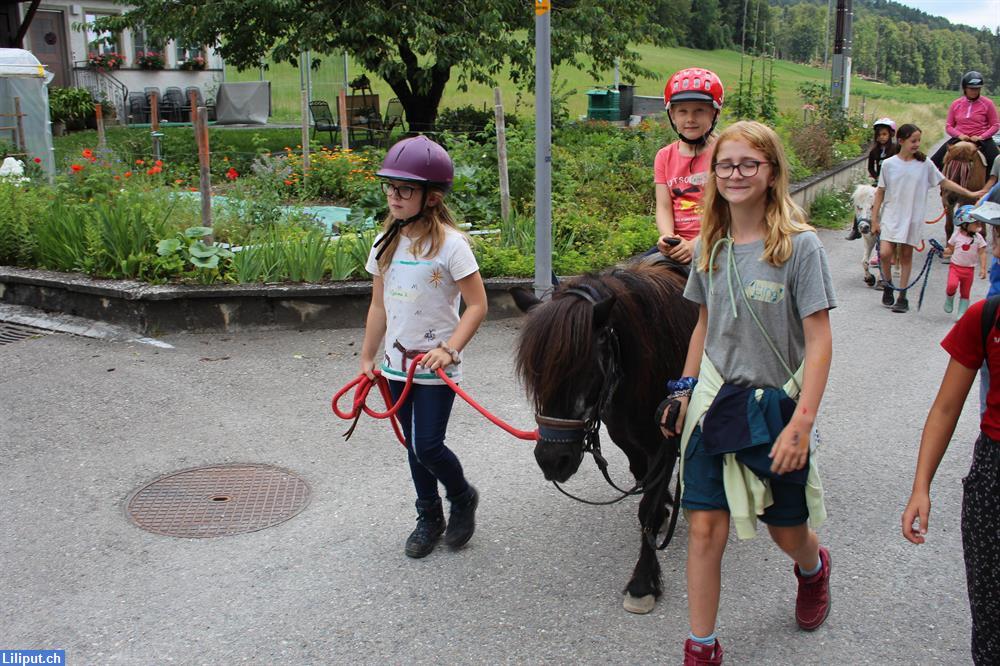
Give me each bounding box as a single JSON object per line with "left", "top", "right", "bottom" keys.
{"left": 133, "top": 26, "right": 163, "bottom": 61}
{"left": 84, "top": 13, "right": 119, "bottom": 55}
{"left": 176, "top": 42, "right": 204, "bottom": 64}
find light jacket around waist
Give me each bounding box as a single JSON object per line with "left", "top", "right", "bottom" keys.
{"left": 679, "top": 353, "right": 827, "bottom": 540}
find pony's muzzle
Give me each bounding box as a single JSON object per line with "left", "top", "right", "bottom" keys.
{"left": 534, "top": 415, "right": 588, "bottom": 481}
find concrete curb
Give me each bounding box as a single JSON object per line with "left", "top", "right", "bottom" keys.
{"left": 0, "top": 266, "right": 534, "bottom": 335}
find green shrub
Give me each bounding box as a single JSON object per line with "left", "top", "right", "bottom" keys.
{"left": 0, "top": 182, "right": 44, "bottom": 265}
{"left": 809, "top": 189, "right": 853, "bottom": 229}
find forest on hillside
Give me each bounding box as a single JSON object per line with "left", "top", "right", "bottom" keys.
{"left": 653, "top": 0, "right": 999, "bottom": 90}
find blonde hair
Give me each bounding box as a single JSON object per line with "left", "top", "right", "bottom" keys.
{"left": 375, "top": 185, "right": 461, "bottom": 275}
{"left": 697, "top": 120, "right": 813, "bottom": 273}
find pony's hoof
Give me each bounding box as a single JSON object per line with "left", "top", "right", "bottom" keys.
{"left": 623, "top": 593, "right": 656, "bottom": 614}
{"left": 864, "top": 274, "right": 876, "bottom": 287}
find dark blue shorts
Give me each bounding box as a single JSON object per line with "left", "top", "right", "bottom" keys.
{"left": 681, "top": 426, "right": 809, "bottom": 527}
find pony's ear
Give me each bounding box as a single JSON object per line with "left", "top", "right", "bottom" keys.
{"left": 592, "top": 295, "right": 616, "bottom": 329}
{"left": 510, "top": 286, "right": 542, "bottom": 313}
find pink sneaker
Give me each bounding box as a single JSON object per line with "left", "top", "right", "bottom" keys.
{"left": 683, "top": 639, "right": 724, "bottom": 665}
{"left": 869, "top": 255, "right": 879, "bottom": 267}
{"left": 794, "top": 546, "right": 831, "bottom": 631}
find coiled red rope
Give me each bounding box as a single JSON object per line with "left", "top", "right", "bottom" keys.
{"left": 331, "top": 354, "right": 539, "bottom": 445}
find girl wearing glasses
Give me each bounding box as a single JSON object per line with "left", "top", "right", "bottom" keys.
{"left": 659, "top": 121, "right": 836, "bottom": 664}
{"left": 653, "top": 68, "right": 725, "bottom": 264}
{"left": 359, "top": 135, "right": 488, "bottom": 559}
{"left": 871, "top": 123, "right": 986, "bottom": 313}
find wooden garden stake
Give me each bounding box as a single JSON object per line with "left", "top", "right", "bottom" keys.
{"left": 196, "top": 106, "right": 213, "bottom": 242}
{"left": 493, "top": 87, "right": 511, "bottom": 222}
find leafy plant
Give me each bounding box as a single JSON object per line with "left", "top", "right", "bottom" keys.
{"left": 157, "top": 226, "right": 234, "bottom": 283}
{"left": 87, "top": 52, "right": 124, "bottom": 71}
{"left": 49, "top": 87, "right": 95, "bottom": 124}
{"left": 809, "top": 189, "right": 853, "bottom": 229}
{"left": 136, "top": 51, "right": 165, "bottom": 70}
{"left": 33, "top": 199, "right": 93, "bottom": 272}
{"left": 281, "top": 227, "right": 330, "bottom": 282}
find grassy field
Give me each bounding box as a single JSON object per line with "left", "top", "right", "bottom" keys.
{"left": 225, "top": 44, "right": 954, "bottom": 139}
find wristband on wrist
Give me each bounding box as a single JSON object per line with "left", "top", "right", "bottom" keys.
{"left": 666, "top": 376, "right": 698, "bottom": 393}
{"left": 438, "top": 341, "right": 461, "bottom": 365}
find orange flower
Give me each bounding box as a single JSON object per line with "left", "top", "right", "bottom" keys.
{"left": 70, "top": 164, "right": 84, "bottom": 172}
{"left": 174, "top": 179, "right": 184, "bottom": 185}
{"left": 113, "top": 175, "right": 121, "bottom": 181}
{"left": 82, "top": 148, "right": 94, "bottom": 159}
{"left": 188, "top": 187, "right": 199, "bottom": 192}
{"left": 223, "top": 156, "right": 229, "bottom": 162}
{"left": 124, "top": 171, "right": 133, "bottom": 178}
{"left": 136, "top": 159, "right": 144, "bottom": 165}
{"left": 155, "top": 160, "right": 163, "bottom": 167}
{"left": 284, "top": 179, "right": 293, "bottom": 186}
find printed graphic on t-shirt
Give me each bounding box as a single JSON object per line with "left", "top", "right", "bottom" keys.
{"left": 744, "top": 279, "right": 786, "bottom": 304}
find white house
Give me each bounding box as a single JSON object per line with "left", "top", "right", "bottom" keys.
{"left": 2, "top": 0, "right": 226, "bottom": 122}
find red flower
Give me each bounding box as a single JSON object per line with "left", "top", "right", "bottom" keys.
{"left": 136, "top": 159, "right": 144, "bottom": 166}
{"left": 284, "top": 179, "right": 293, "bottom": 186}
{"left": 154, "top": 160, "right": 163, "bottom": 167}
{"left": 33, "top": 157, "right": 41, "bottom": 164}
{"left": 70, "top": 164, "right": 84, "bottom": 172}
{"left": 82, "top": 148, "right": 94, "bottom": 159}
{"left": 123, "top": 171, "right": 132, "bottom": 178}
{"left": 225, "top": 167, "right": 239, "bottom": 180}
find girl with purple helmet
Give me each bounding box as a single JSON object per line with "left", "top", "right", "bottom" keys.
{"left": 359, "top": 135, "right": 487, "bottom": 558}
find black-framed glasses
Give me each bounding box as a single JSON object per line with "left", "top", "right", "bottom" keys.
{"left": 713, "top": 160, "right": 771, "bottom": 179}
{"left": 380, "top": 181, "right": 419, "bottom": 200}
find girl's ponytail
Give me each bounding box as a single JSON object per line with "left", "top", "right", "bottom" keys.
{"left": 896, "top": 123, "right": 927, "bottom": 161}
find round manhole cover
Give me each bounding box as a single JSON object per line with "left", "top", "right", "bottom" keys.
{"left": 126, "top": 464, "right": 310, "bottom": 538}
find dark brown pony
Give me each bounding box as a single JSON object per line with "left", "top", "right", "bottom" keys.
{"left": 942, "top": 140, "right": 988, "bottom": 239}
{"left": 512, "top": 260, "right": 698, "bottom": 613}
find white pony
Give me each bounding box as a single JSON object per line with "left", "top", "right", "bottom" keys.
{"left": 852, "top": 183, "right": 880, "bottom": 287}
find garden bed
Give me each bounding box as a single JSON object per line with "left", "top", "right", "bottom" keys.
{"left": 0, "top": 267, "right": 532, "bottom": 335}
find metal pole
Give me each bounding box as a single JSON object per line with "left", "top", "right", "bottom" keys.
{"left": 534, "top": 0, "right": 552, "bottom": 298}
{"left": 301, "top": 89, "right": 310, "bottom": 178}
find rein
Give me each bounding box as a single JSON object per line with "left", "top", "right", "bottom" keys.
{"left": 331, "top": 354, "right": 538, "bottom": 445}
{"left": 876, "top": 235, "right": 945, "bottom": 310}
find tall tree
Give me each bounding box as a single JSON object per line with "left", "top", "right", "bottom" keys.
{"left": 96, "top": 0, "right": 658, "bottom": 131}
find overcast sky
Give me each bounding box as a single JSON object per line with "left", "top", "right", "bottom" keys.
{"left": 894, "top": 0, "right": 999, "bottom": 32}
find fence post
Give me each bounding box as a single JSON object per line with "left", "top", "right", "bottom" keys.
{"left": 338, "top": 87, "right": 349, "bottom": 150}
{"left": 196, "top": 106, "right": 213, "bottom": 243}
{"left": 13, "top": 96, "right": 26, "bottom": 153}
{"left": 150, "top": 92, "right": 161, "bottom": 160}
{"left": 300, "top": 89, "right": 310, "bottom": 182}
{"left": 95, "top": 103, "right": 106, "bottom": 151}
{"left": 189, "top": 90, "right": 198, "bottom": 125}
{"left": 493, "top": 87, "right": 511, "bottom": 222}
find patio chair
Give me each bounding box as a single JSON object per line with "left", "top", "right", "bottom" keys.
{"left": 128, "top": 92, "right": 149, "bottom": 124}
{"left": 144, "top": 87, "right": 161, "bottom": 121}
{"left": 380, "top": 97, "right": 406, "bottom": 146}
{"left": 309, "top": 100, "right": 340, "bottom": 146}
{"left": 162, "top": 86, "right": 187, "bottom": 123}
{"left": 184, "top": 87, "right": 216, "bottom": 122}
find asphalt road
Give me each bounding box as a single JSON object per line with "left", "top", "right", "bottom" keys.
{"left": 1, "top": 192, "right": 984, "bottom": 664}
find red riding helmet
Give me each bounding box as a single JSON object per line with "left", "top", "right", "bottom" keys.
{"left": 377, "top": 135, "right": 454, "bottom": 191}
{"left": 664, "top": 68, "right": 725, "bottom": 110}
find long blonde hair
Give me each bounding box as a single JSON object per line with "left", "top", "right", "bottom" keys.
{"left": 697, "top": 121, "right": 812, "bottom": 272}
{"left": 375, "top": 185, "right": 461, "bottom": 275}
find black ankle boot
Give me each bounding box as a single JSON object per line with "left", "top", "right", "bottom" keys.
{"left": 405, "top": 498, "right": 445, "bottom": 559}
{"left": 444, "top": 484, "right": 479, "bottom": 549}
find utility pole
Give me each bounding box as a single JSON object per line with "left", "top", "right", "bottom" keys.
{"left": 830, "top": 0, "right": 853, "bottom": 110}
{"left": 534, "top": 0, "right": 552, "bottom": 298}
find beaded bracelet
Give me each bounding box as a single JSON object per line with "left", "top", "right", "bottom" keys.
{"left": 666, "top": 376, "right": 698, "bottom": 393}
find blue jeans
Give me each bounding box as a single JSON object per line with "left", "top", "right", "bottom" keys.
{"left": 388, "top": 380, "right": 468, "bottom": 501}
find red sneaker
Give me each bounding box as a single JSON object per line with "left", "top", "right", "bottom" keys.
{"left": 794, "top": 545, "right": 831, "bottom": 630}
{"left": 683, "top": 638, "right": 724, "bottom": 665}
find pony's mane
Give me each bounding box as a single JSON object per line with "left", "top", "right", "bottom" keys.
{"left": 852, "top": 183, "right": 876, "bottom": 210}
{"left": 515, "top": 262, "right": 693, "bottom": 413}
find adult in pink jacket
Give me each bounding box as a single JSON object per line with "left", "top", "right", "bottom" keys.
{"left": 931, "top": 71, "right": 999, "bottom": 173}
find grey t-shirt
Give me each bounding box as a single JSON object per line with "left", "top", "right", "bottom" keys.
{"left": 684, "top": 230, "right": 837, "bottom": 388}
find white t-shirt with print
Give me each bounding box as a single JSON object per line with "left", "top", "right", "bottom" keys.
{"left": 366, "top": 227, "right": 479, "bottom": 385}
{"left": 876, "top": 155, "right": 945, "bottom": 246}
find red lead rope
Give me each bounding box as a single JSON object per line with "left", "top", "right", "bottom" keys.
{"left": 331, "top": 353, "right": 539, "bottom": 446}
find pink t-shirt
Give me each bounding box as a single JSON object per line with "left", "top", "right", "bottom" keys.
{"left": 948, "top": 229, "right": 987, "bottom": 268}
{"left": 653, "top": 143, "right": 711, "bottom": 240}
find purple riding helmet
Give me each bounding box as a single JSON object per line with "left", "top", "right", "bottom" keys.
{"left": 372, "top": 136, "right": 455, "bottom": 260}
{"left": 376, "top": 135, "right": 454, "bottom": 192}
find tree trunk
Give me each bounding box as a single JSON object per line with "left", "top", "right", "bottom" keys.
{"left": 382, "top": 38, "right": 452, "bottom": 135}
